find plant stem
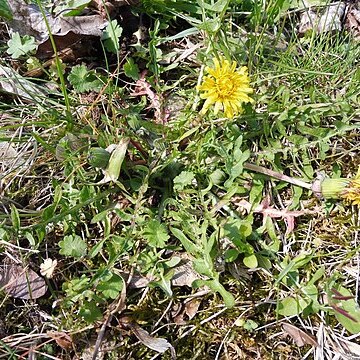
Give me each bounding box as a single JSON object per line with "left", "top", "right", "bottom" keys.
{"left": 243, "top": 162, "right": 313, "bottom": 190}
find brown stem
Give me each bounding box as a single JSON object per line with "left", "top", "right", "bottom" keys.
{"left": 243, "top": 162, "right": 313, "bottom": 190}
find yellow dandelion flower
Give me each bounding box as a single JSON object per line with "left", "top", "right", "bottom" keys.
{"left": 341, "top": 179, "right": 360, "bottom": 205}
{"left": 197, "top": 57, "right": 254, "bottom": 118}
{"left": 320, "top": 176, "right": 360, "bottom": 205}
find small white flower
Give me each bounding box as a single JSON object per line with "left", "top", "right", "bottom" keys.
{"left": 40, "top": 258, "right": 57, "bottom": 279}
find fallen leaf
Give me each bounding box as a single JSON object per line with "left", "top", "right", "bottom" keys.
{"left": 119, "top": 272, "right": 153, "bottom": 289}
{"left": 345, "top": 4, "right": 360, "bottom": 41}
{"left": 119, "top": 317, "right": 176, "bottom": 358}
{"left": 130, "top": 71, "right": 167, "bottom": 123}
{"left": 0, "top": 64, "right": 50, "bottom": 101}
{"left": 0, "top": 142, "right": 19, "bottom": 166}
{"left": 282, "top": 323, "right": 318, "bottom": 347}
{"left": 0, "top": 263, "right": 47, "bottom": 299}
{"left": 184, "top": 298, "right": 201, "bottom": 320}
{"left": 298, "top": 9, "right": 317, "bottom": 35}
{"left": 172, "top": 298, "right": 201, "bottom": 325}
{"left": 332, "top": 337, "right": 360, "bottom": 359}
{"left": 47, "top": 331, "right": 73, "bottom": 350}
{"left": 119, "top": 257, "right": 205, "bottom": 290}
{"left": 317, "top": 3, "right": 345, "bottom": 33}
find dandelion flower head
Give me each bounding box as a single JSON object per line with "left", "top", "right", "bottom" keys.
{"left": 341, "top": 179, "right": 360, "bottom": 205}
{"left": 197, "top": 57, "right": 254, "bottom": 118}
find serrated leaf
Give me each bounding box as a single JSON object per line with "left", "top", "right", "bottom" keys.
{"left": 68, "top": 64, "right": 102, "bottom": 93}
{"left": 143, "top": 219, "right": 169, "bottom": 248}
{"left": 101, "top": 20, "right": 122, "bottom": 54}
{"left": 173, "top": 171, "right": 195, "bottom": 191}
{"left": 0, "top": 0, "right": 12, "bottom": 20}
{"left": 59, "top": 235, "right": 87, "bottom": 258}
{"left": 7, "top": 33, "right": 37, "bottom": 59}
{"left": 97, "top": 274, "right": 123, "bottom": 299}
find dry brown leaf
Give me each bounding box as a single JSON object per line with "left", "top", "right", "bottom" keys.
{"left": 282, "top": 323, "right": 318, "bottom": 347}
{"left": 298, "top": 9, "right": 317, "bottom": 35}
{"left": 0, "top": 263, "right": 47, "bottom": 299}
{"left": 171, "top": 260, "right": 205, "bottom": 287}
{"left": 47, "top": 331, "right": 73, "bottom": 350}
{"left": 317, "top": 3, "right": 345, "bottom": 33}
{"left": 130, "top": 71, "right": 167, "bottom": 123}
{"left": 184, "top": 298, "right": 201, "bottom": 320}
{"left": 119, "top": 272, "right": 153, "bottom": 289}
{"left": 172, "top": 298, "right": 201, "bottom": 325}
{"left": 345, "top": 5, "right": 360, "bottom": 41}
{"left": 331, "top": 337, "right": 360, "bottom": 359}
{"left": 0, "top": 65, "right": 50, "bottom": 101}
{"left": 119, "top": 256, "right": 204, "bottom": 290}
{"left": 119, "top": 317, "right": 176, "bottom": 359}
{"left": 171, "top": 303, "right": 186, "bottom": 325}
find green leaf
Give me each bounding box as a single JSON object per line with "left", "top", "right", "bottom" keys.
{"left": 277, "top": 296, "right": 308, "bottom": 316}
{"left": 243, "top": 319, "right": 259, "bottom": 331}
{"left": 88, "top": 238, "right": 106, "bottom": 258}
{"left": 307, "top": 267, "right": 325, "bottom": 286}
{"left": 10, "top": 205, "right": 20, "bottom": 232}
{"left": 302, "top": 284, "right": 318, "bottom": 301}
{"left": 194, "top": 279, "right": 235, "bottom": 308}
{"left": 210, "top": 0, "right": 229, "bottom": 12}
{"left": 149, "top": 270, "right": 173, "bottom": 297}
{"left": 88, "top": 148, "right": 111, "bottom": 169}
{"left": 224, "top": 219, "right": 254, "bottom": 256}
{"left": 102, "top": 138, "right": 129, "bottom": 183}
{"left": 68, "top": 64, "right": 102, "bottom": 92}
{"left": 79, "top": 301, "right": 102, "bottom": 323}
{"left": 97, "top": 274, "right": 123, "bottom": 299}
{"left": 292, "top": 252, "right": 313, "bottom": 269}
{"left": 101, "top": 20, "right": 123, "bottom": 54}
{"left": 197, "top": 18, "right": 221, "bottom": 33}
{"left": 164, "top": 256, "right": 181, "bottom": 268}
{"left": 193, "top": 259, "right": 213, "bottom": 277}
{"left": 173, "top": 171, "right": 195, "bottom": 191}
{"left": 143, "top": 219, "right": 169, "bottom": 248}
{"left": 123, "top": 58, "right": 140, "bottom": 80}
{"left": 243, "top": 254, "right": 258, "bottom": 269}
{"left": 7, "top": 32, "right": 37, "bottom": 59}
{"left": 0, "top": 0, "right": 12, "bottom": 20}
{"left": 329, "top": 286, "right": 360, "bottom": 334}
{"left": 59, "top": 234, "right": 87, "bottom": 258}
{"left": 170, "top": 227, "right": 199, "bottom": 256}
{"left": 63, "top": 0, "right": 91, "bottom": 16}
{"left": 224, "top": 248, "right": 240, "bottom": 262}
{"left": 224, "top": 149, "right": 251, "bottom": 188}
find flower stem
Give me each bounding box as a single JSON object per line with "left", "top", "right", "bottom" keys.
{"left": 243, "top": 162, "right": 313, "bottom": 190}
